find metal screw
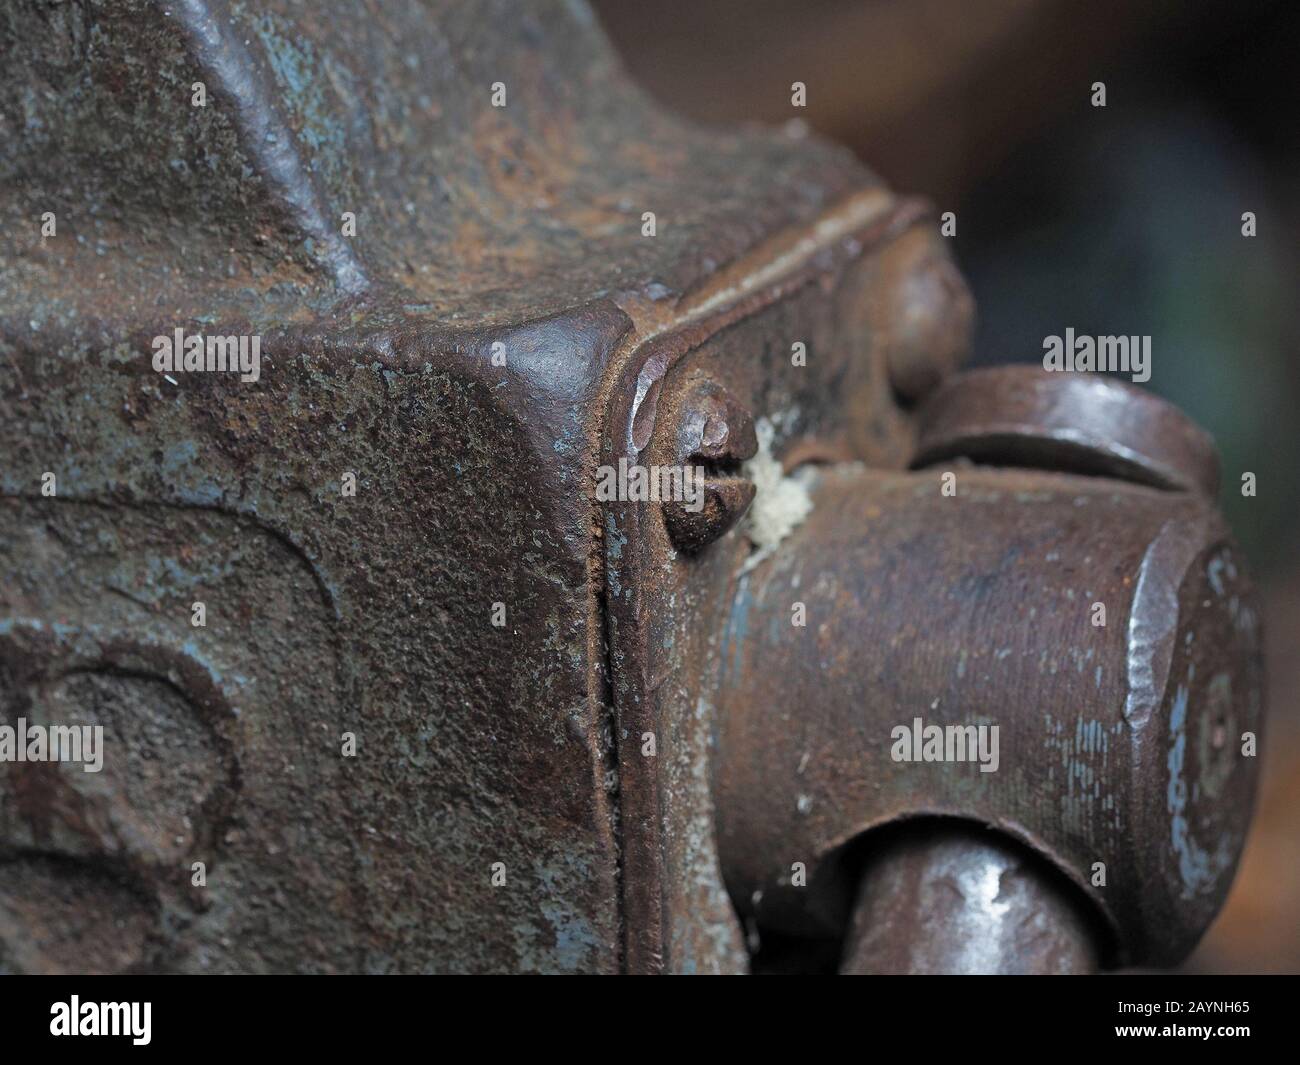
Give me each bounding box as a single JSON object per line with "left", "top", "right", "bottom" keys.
{"left": 663, "top": 382, "right": 758, "bottom": 552}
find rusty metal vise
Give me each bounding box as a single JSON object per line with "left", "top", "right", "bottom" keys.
{"left": 0, "top": 0, "right": 1261, "bottom": 974}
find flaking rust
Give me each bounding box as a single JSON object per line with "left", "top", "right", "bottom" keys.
{"left": 0, "top": 0, "right": 1262, "bottom": 974}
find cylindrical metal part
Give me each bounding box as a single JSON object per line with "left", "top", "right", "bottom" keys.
{"left": 914, "top": 366, "right": 1221, "bottom": 496}
{"left": 714, "top": 463, "right": 1261, "bottom": 965}
{"left": 840, "top": 822, "right": 1101, "bottom": 974}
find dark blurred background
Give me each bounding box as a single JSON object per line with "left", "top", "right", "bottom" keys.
{"left": 594, "top": 0, "right": 1300, "bottom": 973}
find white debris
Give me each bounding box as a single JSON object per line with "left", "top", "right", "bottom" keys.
{"left": 741, "top": 416, "right": 814, "bottom": 571}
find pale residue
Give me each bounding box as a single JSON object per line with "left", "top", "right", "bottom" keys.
{"left": 741, "top": 416, "right": 814, "bottom": 572}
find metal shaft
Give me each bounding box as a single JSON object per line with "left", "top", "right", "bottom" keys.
{"left": 840, "top": 823, "right": 1102, "bottom": 974}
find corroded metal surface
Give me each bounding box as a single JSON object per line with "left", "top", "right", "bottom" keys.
{"left": 0, "top": 0, "right": 1263, "bottom": 974}
{"left": 0, "top": 0, "right": 891, "bottom": 974}
{"left": 915, "top": 366, "right": 1221, "bottom": 495}
{"left": 598, "top": 192, "right": 963, "bottom": 971}
{"left": 713, "top": 438, "right": 1261, "bottom": 967}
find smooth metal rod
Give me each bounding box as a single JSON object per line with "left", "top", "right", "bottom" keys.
{"left": 840, "top": 822, "right": 1102, "bottom": 974}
